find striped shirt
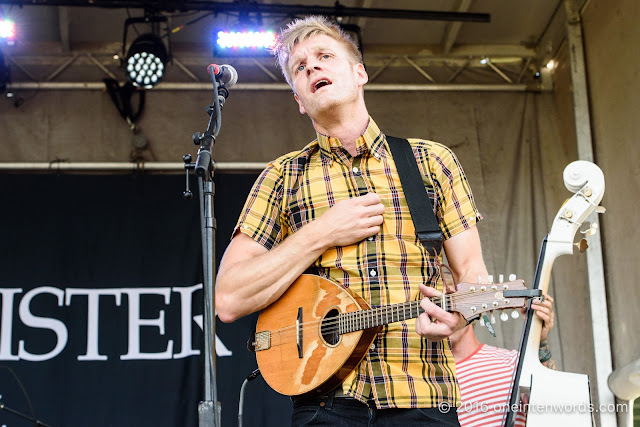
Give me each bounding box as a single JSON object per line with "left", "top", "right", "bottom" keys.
{"left": 456, "top": 344, "right": 526, "bottom": 427}
{"left": 235, "top": 117, "right": 482, "bottom": 409}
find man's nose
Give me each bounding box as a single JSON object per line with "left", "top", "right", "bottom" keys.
{"left": 306, "top": 62, "right": 321, "bottom": 75}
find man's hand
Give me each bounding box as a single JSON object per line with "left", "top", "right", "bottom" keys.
{"left": 415, "top": 284, "right": 467, "bottom": 341}
{"left": 531, "top": 294, "right": 555, "bottom": 341}
{"left": 316, "top": 192, "right": 385, "bottom": 247}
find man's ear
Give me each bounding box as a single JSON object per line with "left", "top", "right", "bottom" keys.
{"left": 355, "top": 63, "right": 368, "bottom": 86}
{"left": 294, "top": 94, "right": 306, "bottom": 115}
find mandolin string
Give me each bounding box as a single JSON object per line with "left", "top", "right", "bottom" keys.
{"left": 269, "top": 301, "right": 519, "bottom": 340}
{"left": 267, "top": 303, "right": 522, "bottom": 346}
{"left": 267, "top": 292, "right": 525, "bottom": 341}
{"left": 266, "top": 289, "right": 524, "bottom": 338}
{"left": 268, "top": 304, "right": 522, "bottom": 345}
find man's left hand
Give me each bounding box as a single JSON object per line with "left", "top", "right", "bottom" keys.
{"left": 531, "top": 294, "right": 555, "bottom": 341}
{"left": 415, "top": 284, "right": 467, "bottom": 341}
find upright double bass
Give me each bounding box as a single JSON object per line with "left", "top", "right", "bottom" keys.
{"left": 504, "top": 160, "right": 606, "bottom": 427}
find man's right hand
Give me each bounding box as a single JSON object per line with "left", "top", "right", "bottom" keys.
{"left": 316, "top": 192, "right": 385, "bottom": 247}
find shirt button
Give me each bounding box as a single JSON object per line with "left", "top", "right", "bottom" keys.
{"left": 370, "top": 343, "right": 376, "bottom": 351}
{"left": 352, "top": 167, "right": 359, "bottom": 174}
{"left": 369, "top": 269, "right": 377, "bottom": 277}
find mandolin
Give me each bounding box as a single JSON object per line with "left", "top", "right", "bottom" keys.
{"left": 249, "top": 274, "right": 540, "bottom": 396}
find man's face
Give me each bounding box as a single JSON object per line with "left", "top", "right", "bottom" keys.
{"left": 288, "top": 34, "right": 367, "bottom": 118}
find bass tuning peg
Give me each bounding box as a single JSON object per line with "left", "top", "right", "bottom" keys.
{"left": 574, "top": 238, "right": 588, "bottom": 253}
{"left": 580, "top": 222, "right": 598, "bottom": 237}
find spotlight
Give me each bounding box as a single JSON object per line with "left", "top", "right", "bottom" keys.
{"left": 214, "top": 29, "right": 276, "bottom": 57}
{"left": 0, "top": 19, "right": 15, "bottom": 43}
{"left": 125, "top": 33, "right": 168, "bottom": 89}
{"left": 122, "top": 15, "right": 171, "bottom": 89}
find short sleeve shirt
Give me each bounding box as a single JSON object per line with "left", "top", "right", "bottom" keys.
{"left": 234, "top": 117, "right": 482, "bottom": 409}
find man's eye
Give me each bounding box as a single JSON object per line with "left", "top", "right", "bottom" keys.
{"left": 297, "top": 64, "right": 305, "bottom": 72}
{"left": 321, "top": 54, "right": 330, "bottom": 59}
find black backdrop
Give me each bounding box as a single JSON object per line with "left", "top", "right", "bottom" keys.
{"left": 0, "top": 173, "right": 292, "bottom": 427}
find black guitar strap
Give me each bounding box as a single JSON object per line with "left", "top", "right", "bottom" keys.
{"left": 386, "top": 136, "right": 444, "bottom": 255}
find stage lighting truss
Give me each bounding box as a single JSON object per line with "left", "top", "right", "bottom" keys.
{"left": 122, "top": 16, "right": 171, "bottom": 89}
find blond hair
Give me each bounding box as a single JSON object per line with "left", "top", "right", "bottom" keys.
{"left": 273, "top": 16, "right": 362, "bottom": 87}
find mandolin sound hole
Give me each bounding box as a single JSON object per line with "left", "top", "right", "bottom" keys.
{"left": 320, "top": 308, "right": 341, "bottom": 346}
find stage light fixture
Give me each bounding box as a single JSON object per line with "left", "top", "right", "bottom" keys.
{"left": 214, "top": 29, "right": 276, "bottom": 57}
{"left": 0, "top": 19, "right": 15, "bottom": 41}
{"left": 122, "top": 15, "right": 171, "bottom": 89}
{"left": 125, "top": 33, "right": 168, "bottom": 89}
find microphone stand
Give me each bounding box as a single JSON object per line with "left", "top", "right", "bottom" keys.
{"left": 184, "top": 68, "right": 230, "bottom": 427}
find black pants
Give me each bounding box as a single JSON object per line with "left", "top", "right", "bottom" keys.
{"left": 291, "top": 390, "right": 461, "bottom": 426}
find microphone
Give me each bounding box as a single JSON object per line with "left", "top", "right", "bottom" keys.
{"left": 207, "top": 64, "right": 238, "bottom": 87}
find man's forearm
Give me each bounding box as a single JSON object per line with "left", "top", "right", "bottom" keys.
{"left": 215, "top": 220, "right": 331, "bottom": 322}
{"left": 538, "top": 339, "right": 557, "bottom": 370}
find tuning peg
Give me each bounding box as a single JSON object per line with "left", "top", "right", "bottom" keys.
{"left": 509, "top": 274, "right": 516, "bottom": 281}
{"left": 511, "top": 310, "right": 520, "bottom": 319}
{"left": 487, "top": 275, "right": 494, "bottom": 284}
{"left": 480, "top": 316, "right": 485, "bottom": 326}
{"left": 500, "top": 312, "right": 509, "bottom": 322}
{"left": 574, "top": 238, "right": 589, "bottom": 253}
{"left": 490, "top": 312, "right": 496, "bottom": 324}
{"left": 477, "top": 275, "right": 482, "bottom": 284}
{"left": 596, "top": 206, "right": 606, "bottom": 214}
{"left": 499, "top": 274, "right": 504, "bottom": 283}
{"left": 580, "top": 222, "right": 598, "bottom": 237}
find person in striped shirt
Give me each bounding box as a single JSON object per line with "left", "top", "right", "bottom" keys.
{"left": 216, "top": 15, "right": 489, "bottom": 426}
{"left": 450, "top": 295, "right": 556, "bottom": 427}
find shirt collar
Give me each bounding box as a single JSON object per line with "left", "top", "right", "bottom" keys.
{"left": 316, "top": 117, "right": 386, "bottom": 165}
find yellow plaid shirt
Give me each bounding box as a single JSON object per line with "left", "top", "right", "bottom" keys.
{"left": 235, "top": 118, "right": 482, "bottom": 409}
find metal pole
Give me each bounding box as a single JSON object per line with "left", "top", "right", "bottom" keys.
{"left": 198, "top": 176, "right": 219, "bottom": 426}
{"left": 0, "top": 161, "right": 267, "bottom": 171}
{"left": 6, "top": 82, "right": 536, "bottom": 92}
{"left": 564, "top": 2, "right": 616, "bottom": 426}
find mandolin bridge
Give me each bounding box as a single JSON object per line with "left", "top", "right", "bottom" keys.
{"left": 254, "top": 331, "right": 271, "bottom": 351}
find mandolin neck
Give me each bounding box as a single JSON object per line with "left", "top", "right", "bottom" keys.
{"left": 338, "top": 299, "right": 434, "bottom": 334}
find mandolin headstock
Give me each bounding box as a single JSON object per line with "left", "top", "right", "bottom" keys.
{"left": 451, "top": 276, "right": 530, "bottom": 323}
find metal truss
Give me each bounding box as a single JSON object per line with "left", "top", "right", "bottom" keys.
{"left": 3, "top": 42, "right": 547, "bottom": 92}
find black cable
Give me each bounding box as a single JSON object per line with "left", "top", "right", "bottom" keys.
{"left": 0, "top": 365, "right": 37, "bottom": 420}
{"left": 103, "top": 78, "right": 146, "bottom": 123}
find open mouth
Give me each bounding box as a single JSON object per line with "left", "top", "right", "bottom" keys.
{"left": 312, "top": 79, "right": 331, "bottom": 93}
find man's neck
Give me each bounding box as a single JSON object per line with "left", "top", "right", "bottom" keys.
{"left": 311, "top": 103, "right": 370, "bottom": 156}
{"left": 450, "top": 327, "right": 483, "bottom": 363}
